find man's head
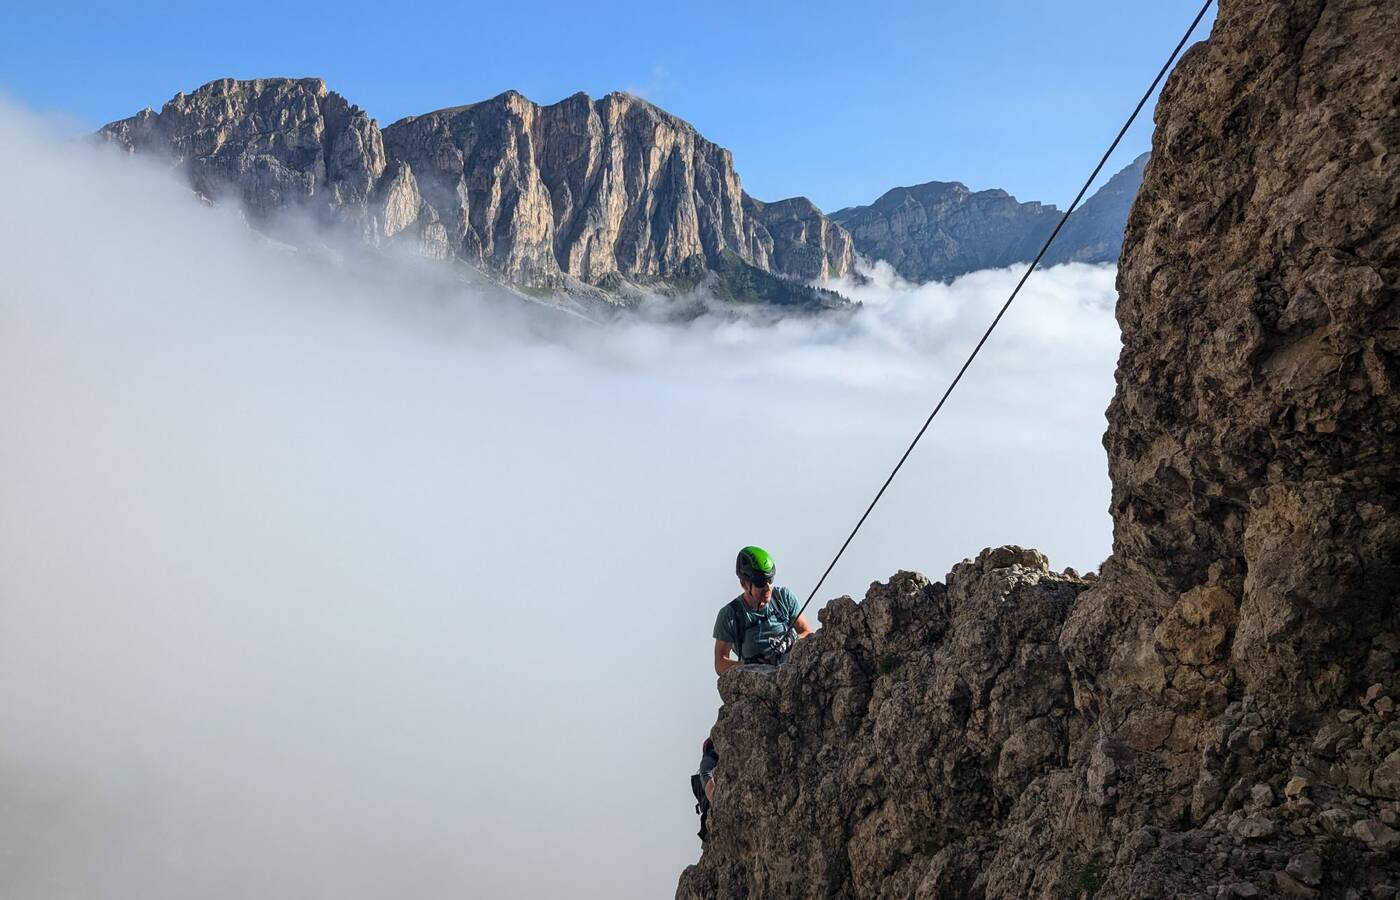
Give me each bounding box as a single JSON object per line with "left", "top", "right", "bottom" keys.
{"left": 736, "top": 546, "right": 776, "bottom": 610}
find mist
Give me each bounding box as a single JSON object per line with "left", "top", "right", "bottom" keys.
{"left": 0, "top": 98, "right": 1121, "bottom": 898}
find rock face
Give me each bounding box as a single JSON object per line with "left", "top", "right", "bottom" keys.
{"left": 98, "top": 79, "right": 416, "bottom": 245}
{"left": 378, "top": 90, "right": 855, "bottom": 287}
{"left": 99, "top": 81, "right": 854, "bottom": 306}
{"left": 743, "top": 193, "right": 856, "bottom": 282}
{"left": 831, "top": 155, "right": 1146, "bottom": 283}
{"left": 679, "top": 0, "right": 1399, "bottom": 896}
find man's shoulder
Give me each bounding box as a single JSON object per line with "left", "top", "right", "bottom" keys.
{"left": 715, "top": 596, "right": 744, "bottom": 623}
{"left": 776, "top": 585, "right": 799, "bottom": 615}
{"left": 714, "top": 596, "right": 747, "bottom": 642}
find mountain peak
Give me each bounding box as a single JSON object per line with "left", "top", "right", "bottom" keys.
{"left": 97, "top": 77, "right": 856, "bottom": 312}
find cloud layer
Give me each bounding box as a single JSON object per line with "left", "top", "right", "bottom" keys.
{"left": 0, "top": 99, "right": 1120, "bottom": 898}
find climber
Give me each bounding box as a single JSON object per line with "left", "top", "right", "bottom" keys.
{"left": 713, "top": 546, "right": 813, "bottom": 674}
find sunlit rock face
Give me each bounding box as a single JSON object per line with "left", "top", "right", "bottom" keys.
{"left": 679, "top": 1, "right": 1400, "bottom": 896}
{"left": 384, "top": 89, "right": 755, "bottom": 286}
{"left": 99, "top": 81, "right": 854, "bottom": 296}
{"left": 99, "top": 79, "right": 401, "bottom": 238}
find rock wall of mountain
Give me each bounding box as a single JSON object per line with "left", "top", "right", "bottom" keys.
{"left": 99, "top": 81, "right": 854, "bottom": 295}
{"left": 679, "top": 0, "right": 1399, "bottom": 896}
{"left": 743, "top": 194, "right": 856, "bottom": 282}
{"left": 98, "top": 79, "right": 404, "bottom": 238}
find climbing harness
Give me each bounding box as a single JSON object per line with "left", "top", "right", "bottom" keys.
{"left": 782, "top": 0, "right": 1217, "bottom": 642}
{"left": 728, "top": 596, "right": 795, "bottom": 665}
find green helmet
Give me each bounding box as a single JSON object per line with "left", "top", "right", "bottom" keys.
{"left": 736, "top": 545, "right": 776, "bottom": 582}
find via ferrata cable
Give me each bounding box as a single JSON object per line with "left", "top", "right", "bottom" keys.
{"left": 784, "top": 0, "right": 1216, "bottom": 640}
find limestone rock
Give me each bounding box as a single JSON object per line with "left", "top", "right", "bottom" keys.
{"left": 100, "top": 80, "right": 855, "bottom": 310}
{"left": 1229, "top": 815, "right": 1276, "bottom": 840}
{"left": 742, "top": 194, "right": 856, "bottom": 281}
{"left": 1353, "top": 820, "right": 1400, "bottom": 853}
{"left": 1286, "top": 851, "right": 1322, "bottom": 886}
{"left": 99, "top": 78, "right": 408, "bottom": 244}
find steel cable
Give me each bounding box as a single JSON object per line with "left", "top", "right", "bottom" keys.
{"left": 785, "top": 0, "right": 1217, "bottom": 638}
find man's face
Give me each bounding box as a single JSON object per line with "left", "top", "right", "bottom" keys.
{"left": 740, "top": 576, "right": 773, "bottom": 610}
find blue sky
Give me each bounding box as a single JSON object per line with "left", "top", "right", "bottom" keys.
{"left": 1, "top": 0, "right": 1214, "bottom": 213}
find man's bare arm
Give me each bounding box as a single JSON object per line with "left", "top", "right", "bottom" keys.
{"left": 793, "top": 612, "right": 814, "bottom": 638}
{"left": 714, "top": 639, "right": 742, "bottom": 675}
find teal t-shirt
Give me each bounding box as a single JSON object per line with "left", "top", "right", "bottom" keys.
{"left": 713, "top": 586, "right": 799, "bottom": 662}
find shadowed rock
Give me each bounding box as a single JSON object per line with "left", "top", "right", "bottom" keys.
{"left": 831, "top": 181, "right": 1063, "bottom": 283}
{"left": 831, "top": 154, "right": 1148, "bottom": 283}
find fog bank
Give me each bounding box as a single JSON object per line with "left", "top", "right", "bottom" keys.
{"left": 0, "top": 99, "right": 1121, "bottom": 898}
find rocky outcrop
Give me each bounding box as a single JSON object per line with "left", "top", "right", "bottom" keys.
{"left": 681, "top": 549, "right": 1090, "bottom": 899}
{"left": 680, "top": 0, "right": 1399, "bottom": 896}
{"left": 831, "top": 155, "right": 1147, "bottom": 283}
{"left": 99, "top": 81, "right": 854, "bottom": 308}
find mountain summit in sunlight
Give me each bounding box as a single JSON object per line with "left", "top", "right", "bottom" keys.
{"left": 97, "top": 77, "right": 1140, "bottom": 318}
{"left": 98, "top": 77, "right": 853, "bottom": 317}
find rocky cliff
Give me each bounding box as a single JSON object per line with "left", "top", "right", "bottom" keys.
{"left": 680, "top": 0, "right": 1399, "bottom": 896}
{"left": 98, "top": 78, "right": 406, "bottom": 241}
{"left": 830, "top": 155, "right": 1146, "bottom": 283}
{"left": 743, "top": 193, "right": 856, "bottom": 282}
{"left": 99, "top": 80, "right": 853, "bottom": 309}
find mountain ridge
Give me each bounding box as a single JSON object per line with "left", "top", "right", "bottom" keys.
{"left": 99, "top": 78, "right": 1145, "bottom": 312}
{"left": 829, "top": 155, "right": 1147, "bottom": 283}
{"left": 98, "top": 78, "right": 856, "bottom": 314}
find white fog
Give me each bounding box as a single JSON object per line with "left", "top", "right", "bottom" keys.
{"left": 0, "top": 98, "right": 1122, "bottom": 898}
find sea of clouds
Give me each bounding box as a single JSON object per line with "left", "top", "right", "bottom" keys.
{"left": 0, "top": 98, "right": 1122, "bottom": 898}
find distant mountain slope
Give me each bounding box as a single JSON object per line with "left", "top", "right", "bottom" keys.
{"left": 97, "top": 77, "right": 1148, "bottom": 307}
{"left": 98, "top": 78, "right": 855, "bottom": 313}
{"left": 1040, "top": 152, "right": 1150, "bottom": 267}
{"left": 831, "top": 182, "right": 1062, "bottom": 282}
{"left": 831, "top": 155, "right": 1147, "bottom": 282}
